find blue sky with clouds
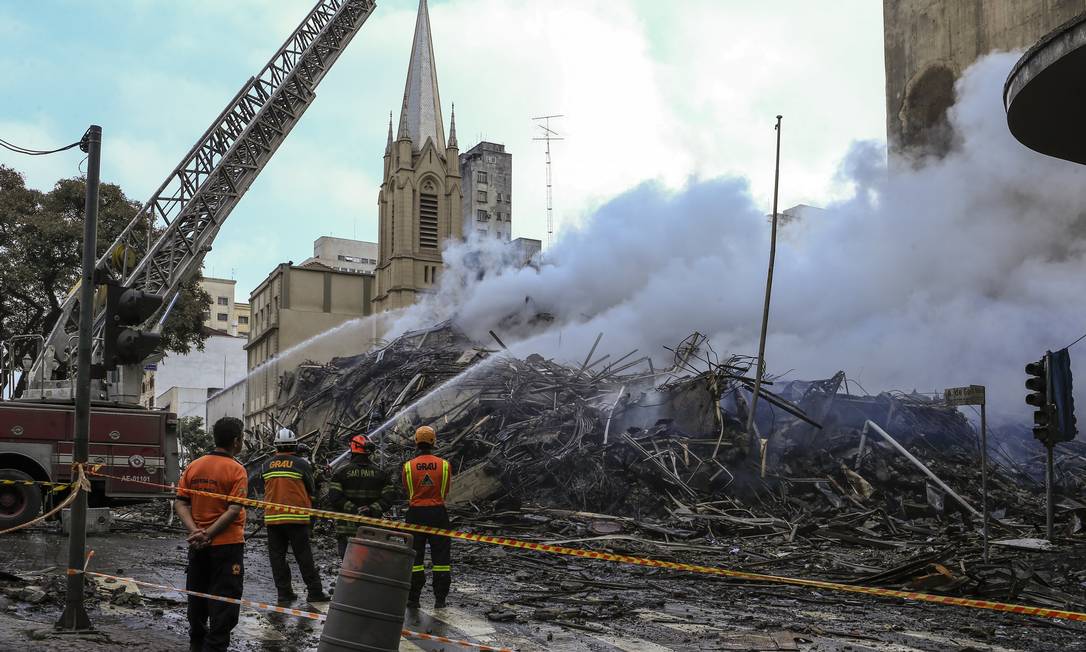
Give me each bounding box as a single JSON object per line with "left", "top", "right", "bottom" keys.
{"left": 0, "top": 0, "right": 885, "bottom": 299}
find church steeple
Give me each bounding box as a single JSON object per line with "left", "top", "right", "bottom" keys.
{"left": 385, "top": 111, "right": 393, "bottom": 153}
{"left": 398, "top": 0, "right": 445, "bottom": 152}
{"left": 448, "top": 103, "right": 458, "bottom": 149}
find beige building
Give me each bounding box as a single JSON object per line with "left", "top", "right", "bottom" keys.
{"left": 373, "top": 0, "right": 462, "bottom": 313}
{"left": 200, "top": 277, "right": 251, "bottom": 336}
{"left": 884, "top": 0, "right": 1086, "bottom": 158}
{"left": 301, "top": 236, "right": 379, "bottom": 274}
{"left": 245, "top": 263, "right": 377, "bottom": 437}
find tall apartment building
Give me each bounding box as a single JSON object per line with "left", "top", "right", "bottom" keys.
{"left": 460, "top": 142, "right": 512, "bottom": 240}
{"left": 373, "top": 0, "right": 462, "bottom": 312}
{"left": 301, "top": 236, "right": 379, "bottom": 274}
{"left": 884, "top": 0, "right": 1086, "bottom": 157}
{"left": 245, "top": 263, "right": 377, "bottom": 437}
{"left": 200, "top": 277, "right": 251, "bottom": 336}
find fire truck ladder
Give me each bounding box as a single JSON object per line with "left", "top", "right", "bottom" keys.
{"left": 26, "top": 0, "right": 377, "bottom": 399}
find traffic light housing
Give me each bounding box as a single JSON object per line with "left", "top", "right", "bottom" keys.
{"left": 102, "top": 282, "right": 164, "bottom": 371}
{"left": 1026, "top": 349, "right": 1079, "bottom": 446}
{"left": 1048, "top": 348, "right": 1077, "bottom": 443}
{"left": 1026, "top": 355, "right": 1053, "bottom": 443}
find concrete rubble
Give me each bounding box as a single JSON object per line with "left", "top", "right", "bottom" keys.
{"left": 236, "top": 322, "right": 1086, "bottom": 615}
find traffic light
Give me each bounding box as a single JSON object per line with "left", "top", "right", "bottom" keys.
{"left": 102, "top": 282, "right": 164, "bottom": 371}
{"left": 1025, "top": 355, "right": 1054, "bottom": 443}
{"left": 1048, "top": 348, "right": 1077, "bottom": 443}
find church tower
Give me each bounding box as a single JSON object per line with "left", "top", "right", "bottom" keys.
{"left": 373, "top": 0, "right": 462, "bottom": 313}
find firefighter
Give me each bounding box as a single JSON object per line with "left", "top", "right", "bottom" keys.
{"left": 326, "top": 434, "right": 396, "bottom": 557}
{"left": 401, "top": 425, "right": 453, "bottom": 609}
{"left": 261, "top": 428, "right": 329, "bottom": 605}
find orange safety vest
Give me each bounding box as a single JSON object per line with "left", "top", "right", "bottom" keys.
{"left": 402, "top": 454, "right": 451, "bottom": 507}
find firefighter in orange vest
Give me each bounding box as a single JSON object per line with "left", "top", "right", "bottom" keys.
{"left": 261, "top": 428, "right": 329, "bottom": 606}
{"left": 402, "top": 425, "right": 452, "bottom": 609}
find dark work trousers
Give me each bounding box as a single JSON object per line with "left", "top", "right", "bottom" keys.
{"left": 406, "top": 505, "right": 451, "bottom": 600}
{"left": 337, "top": 534, "right": 350, "bottom": 559}
{"left": 267, "top": 523, "right": 323, "bottom": 599}
{"left": 187, "top": 543, "right": 244, "bottom": 652}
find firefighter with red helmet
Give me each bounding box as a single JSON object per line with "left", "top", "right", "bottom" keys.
{"left": 326, "top": 433, "right": 396, "bottom": 557}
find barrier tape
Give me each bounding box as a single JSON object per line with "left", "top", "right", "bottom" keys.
{"left": 0, "top": 478, "right": 77, "bottom": 492}
{"left": 86, "top": 467, "right": 1086, "bottom": 624}
{"left": 0, "top": 466, "right": 87, "bottom": 536}
{"left": 66, "top": 568, "right": 513, "bottom": 651}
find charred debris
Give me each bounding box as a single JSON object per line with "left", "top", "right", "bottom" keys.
{"left": 246, "top": 322, "right": 1086, "bottom": 609}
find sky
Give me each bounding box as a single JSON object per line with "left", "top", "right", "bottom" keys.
{"left": 0, "top": 0, "right": 887, "bottom": 299}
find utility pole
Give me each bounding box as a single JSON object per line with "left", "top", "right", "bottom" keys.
{"left": 57, "top": 125, "right": 100, "bottom": 632}
{"left": 532, "top": 114, "right": 563, "bottom": 249}
{"left": 745, "top": 116, "right": 783, "bottom": 457}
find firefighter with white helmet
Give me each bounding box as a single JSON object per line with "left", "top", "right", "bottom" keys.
{"left": 261, "top": 427, "right": 329, "bottom": 605}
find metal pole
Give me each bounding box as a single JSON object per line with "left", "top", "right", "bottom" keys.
{"left": 1045, "top": 443, "right": 1055, "bottom": 541}
{"left": 57, "top": 125, "right": 100, "bottom": 632}
{"left": 745, "top": 115, "right": 783, "bottom": 451}
{"left": 980, "top": 400, "right": 989, "bottom": 563}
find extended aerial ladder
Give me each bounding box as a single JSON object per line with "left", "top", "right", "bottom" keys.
{"left": 22, "top": 0, "right": 376, "bottom": 403}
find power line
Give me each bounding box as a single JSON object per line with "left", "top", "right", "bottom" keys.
{"left": 0, "top": 135, "right": 83, "bottom": 156}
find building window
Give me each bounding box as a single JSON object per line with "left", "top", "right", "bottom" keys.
{"left": 476, "top": 209, "right": 489, "bottom": 222}
{"left": 477, "top": 171, "right": 488, "bottom": 183}
{"left": 419, "top": 192, "right": 439, "bottom": 249}
{"left": 216, "top": 313, "right": 228, "bottom": 322}
{"left": 478, "top": 228, "right": 488, "bottom": 235}
{"left": 217, "top": 296, "right": 229, "bottom": 305}
{"left": 477, "top": 190, "right": 487, "bottom": 203}
{"left": 238, "top": 316, "right": 249, "bottom": 324}
{"left": 201, "top": 311, "right": 210, "bottom": 321}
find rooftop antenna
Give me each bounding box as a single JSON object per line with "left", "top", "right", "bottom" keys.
{"left": 532, "top": 114, "right": 563, "bottom": 249}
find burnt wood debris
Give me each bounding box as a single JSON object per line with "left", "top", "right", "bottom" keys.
{"left": 230, "top": 322, "right": 1086, "bottom": 613}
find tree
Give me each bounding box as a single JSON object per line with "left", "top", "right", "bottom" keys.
{"left": 0, "top": 165, "right": 210, "bottom": 387}
{"left": 177, "top": 416, "right": 213, "bottom": 468}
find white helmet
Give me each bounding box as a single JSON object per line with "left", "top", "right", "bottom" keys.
{"left": 274, "top": 428, "right": 297, "bottom": 447}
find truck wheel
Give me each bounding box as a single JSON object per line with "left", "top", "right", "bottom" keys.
{"left": 0, "top": 469, "right": 42, "bottom": 530}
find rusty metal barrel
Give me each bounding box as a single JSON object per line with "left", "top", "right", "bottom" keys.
{"left": 318, "top": 526, "right": 414, "bottom": 652}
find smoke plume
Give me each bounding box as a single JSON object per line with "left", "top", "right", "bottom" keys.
{"left": 388, "top": 53, "right": 1086, "bottom": 420}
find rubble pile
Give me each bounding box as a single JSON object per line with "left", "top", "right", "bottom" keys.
{"left": 250, "top": 322, "right": 1086, "bottom": 608}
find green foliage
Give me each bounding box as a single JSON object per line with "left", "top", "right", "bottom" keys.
{"left": 0, "top": 165, "right": 210, "bottom": 361}
{"left": 178, "top": 416, "right": 213, "bottom": 468}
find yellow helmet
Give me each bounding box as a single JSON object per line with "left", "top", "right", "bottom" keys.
{"left": 414, "top": 425, "right": 436, "bottom": 446}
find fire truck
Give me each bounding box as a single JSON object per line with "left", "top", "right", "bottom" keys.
{"left": 0, "top": 0, "right": 376, "bottom": 529}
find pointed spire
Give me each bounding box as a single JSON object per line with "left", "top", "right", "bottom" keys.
{"left": 448, "top": 103, "right": 457, "bottom": 149}
{"left": 397, "top": 0, "right": 445, "bottom": 151}
{"left": 385, "top": 111, "right": 394, "bottom": 153}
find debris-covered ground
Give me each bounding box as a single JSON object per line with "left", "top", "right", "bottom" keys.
{"left": 3, "top": 323, "right": 1086, "bottom": 650}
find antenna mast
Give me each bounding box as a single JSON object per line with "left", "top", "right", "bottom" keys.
{"left": 532, "top": 114, "right": 563, "bottom": 248}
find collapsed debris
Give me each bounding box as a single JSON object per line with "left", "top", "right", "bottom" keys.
{"left": 247, "top": 322, "right": 1086, "bottom": 611}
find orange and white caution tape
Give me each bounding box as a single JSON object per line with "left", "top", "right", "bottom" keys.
{"left": 86, "top": 466, "right": 1086, "bottom": 624}
{"left": 0, "top": 465, "right": 88, "bottom": 536}
{"left": 66, "top": 567, "right": 512, "bottom": 651}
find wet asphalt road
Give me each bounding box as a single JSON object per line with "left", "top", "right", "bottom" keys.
{"left": 2, "top": 522, "right": 1086, "bottom": 651}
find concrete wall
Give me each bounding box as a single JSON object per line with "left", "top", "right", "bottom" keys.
{"left": 207, "top": 380, "right": 246, "bottom": 430}
{"left": 157, "top": 386, "right": 210, "bottom": 420}
{"left": 884, "top": 0, "right": 1086, "bottom": 157}
{"left": 460, "top": 142, "right": 513, "bottom": 240}
{"left": 245, "top": 263, "right": 377, "bottom": 438}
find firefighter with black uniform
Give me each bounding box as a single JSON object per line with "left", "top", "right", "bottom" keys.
{"left": 326, "top": 434, "right": 396, "bottom": 557}
{"left": 402, "top": 425, "right": 453, "bottom": 609}
{"left": 261, "top": 428, "right": 330, "bottom": 606}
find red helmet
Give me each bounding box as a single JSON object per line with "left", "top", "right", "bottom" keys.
{"left": 349, "top": 434, "right": 370, "bottom": 454}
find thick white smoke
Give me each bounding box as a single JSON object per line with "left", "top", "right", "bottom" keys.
{"left": 388, "top": 53, "right": 1086, "bottom": 420}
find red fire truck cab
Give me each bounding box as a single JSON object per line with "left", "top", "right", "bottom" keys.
{"left": 0, "top": 400, "right": 179, "bottom": 529}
